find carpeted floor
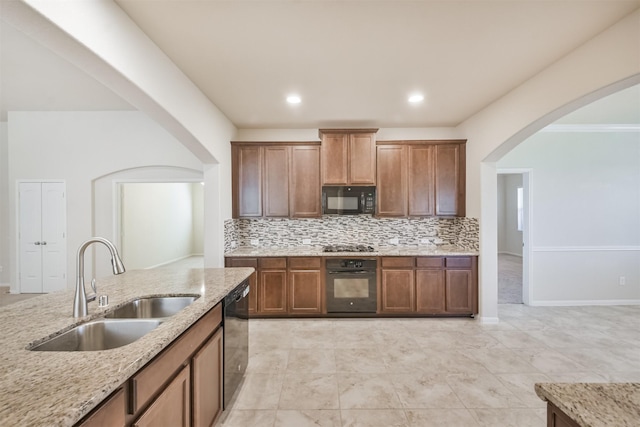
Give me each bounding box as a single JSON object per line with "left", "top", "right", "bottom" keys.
{"left": 498, "top": 254, "right": 523, "bottom": 304}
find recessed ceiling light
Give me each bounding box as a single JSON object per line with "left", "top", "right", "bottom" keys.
{"left": 408, "top": 94, "right": 424, "bottom": 103}
{"left": 286, "top": 95, "right": 301, "bottom": 104}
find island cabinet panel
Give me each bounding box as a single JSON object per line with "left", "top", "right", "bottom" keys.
{"left": 376, "top": 145, "right": 407, "bottom": 217}
{"left": 380, "top": 269, "right": 415, "bottom": 312}
{"left": 234, "top": 145, "right": 263, "bottom": 217}
{"left": 78, "top": 388, "right": 126, "bottom": 427}
{"left": 290, "top": 146, "right": 321, "bottom": 217}
{"left": 263, "top": 146, "right": 290, "bottom": 217}
{"left": 225, "top": 258, "right": 258, "bottom": 315}
{"left": 192, "top": 328, "right": 223, "bottom": 427}
{"left": 133, "top": 365, "right": 190, "bottom": 427}
{"left": 320, "top": 129, "right": 377, "bottom": 185}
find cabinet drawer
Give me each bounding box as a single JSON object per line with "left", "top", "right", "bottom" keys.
{"left": 416, "top": 257, "right": 444, "bottom": 268}
{"left": 226, "top": 257, "right": 258, "bottom": 268}
{"left": 381, "top": 257, "right": 414, "bottom": 268}
{"left": 288, "top": 257, "right": 321, "bottom": 270}
{"left": 259, "top": 257, "right": 287, "bottom": 269}
{"left": 131, "top": 303, "right": 222, "bottom": 413}
{"left": 79, "top": 388, "right": 125, "bottom": 427}
{"left": 445, "top": 257, "right": 472, "bottom": 268}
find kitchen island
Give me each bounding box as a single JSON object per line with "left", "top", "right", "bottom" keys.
{"left": 535, "top": 382, "right": 640, "bottom": 427}
{"left": 0, "top": 267, "right": 253, "bottom": 427}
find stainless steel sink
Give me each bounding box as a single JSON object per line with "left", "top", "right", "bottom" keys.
{"left": 30, "top": 319, "right": 162, "bottom": 352}
{"left": 104, "top": 296, "right": 199, "bottom": 319}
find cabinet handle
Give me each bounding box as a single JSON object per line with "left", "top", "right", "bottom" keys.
{"left": 41, "top": 241, "right": 47, "bottom": 246}
{"left": 34, "top": 241, "right": 41, "bottom": 245}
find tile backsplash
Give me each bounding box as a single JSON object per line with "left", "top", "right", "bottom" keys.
{"left": 224, "top": 216, "right": 478, "bottom": 251}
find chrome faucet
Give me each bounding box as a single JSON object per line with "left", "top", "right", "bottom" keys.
{"left": 73, "top": 237, "right": 125, "bottom": 317}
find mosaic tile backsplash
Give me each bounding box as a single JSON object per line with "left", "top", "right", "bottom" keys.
{"left": 224, "top": 216, "right": 479, "bottom": 251}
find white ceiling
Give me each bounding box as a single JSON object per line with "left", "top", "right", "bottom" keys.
{"left": 1, "top": 1, "right": 639, "bottom": 128}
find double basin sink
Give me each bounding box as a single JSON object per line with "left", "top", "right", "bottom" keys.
{"left": 31, "top": 296, "right": 199, "bottom": 352}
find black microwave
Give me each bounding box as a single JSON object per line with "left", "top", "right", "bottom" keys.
{"left": 322, "top": 186, "right": 375, "bottom": 215}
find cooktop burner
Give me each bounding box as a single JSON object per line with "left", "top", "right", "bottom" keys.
{"left": 323, "top": 244, "right": 375, "bottom": 253}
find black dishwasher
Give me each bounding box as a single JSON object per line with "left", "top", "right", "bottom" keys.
{"left": 223, "top": 279, "right": 249, "bottom": 409}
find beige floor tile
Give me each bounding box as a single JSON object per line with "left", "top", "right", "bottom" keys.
{"left": 341, "top": 409, "right": 409, "bottom": 427}
{"left": 418, "top": 350, "right": 491, "bottom": 375}
{"left": 445, "top": 373, "right": 526, "bottom": 409}
{"left": 405, "top": 409, "right": 480, "bottom": 426}
{"left": 248, "top": 348, "right": 289, "bottom": 374}
{"left": 511, "top": 348, "right": 589, "bottom": 374}
{"left": 335, "top": 348, "right": 388, "bottom": 373}
{"left": 274, "top": 410, "right": 341, "bottom": 427}
{"left": 232, "top": 373, "right": 284, "bottom": 410}
{"left": 219, "top": 409, "right": 276, "bottom": 427}
{"left": 291, "top": 329, "right": 339, "bottom": 349}
{"left": 494, "top": 373, "right": 550, "bottom": 408}
{"left": 390, "top": 373, "right": 465, "bottom": 409}
{"left": 465, "top": 348, "right": 539, "bottom": 374}
{"left": 487, "top": 330, "right": 548, "bottom": 349}
{"left": 338, "top": 374, "right": 402, "bottom": 409}
{"left": 470, "top": 408, "right": 545, "bottom": 427}
{"left": 287, "top": 349, "right": 336, "bottom": 373}
{"left": 279, "top": 373, "right": 340, "bottom": 409}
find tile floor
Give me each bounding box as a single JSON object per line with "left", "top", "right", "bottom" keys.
{"left": 218, "top": 304, "right": 640, "bottom": 427}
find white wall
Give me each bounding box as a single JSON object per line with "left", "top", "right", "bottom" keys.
{"left": 0, "top": 122, "right": 8, "bottom": 285}
{"left": 121, "top": 183, "right": 195, "bottom": 269}
{"left": 497, "top": 174, "right": 523, "bottom": 256}
{"left": 7, "top": 111, "right": 202, "bottom": 292}
{"left": 498, "top": 131, "right": 640, "bottom": 303}
{"left": 192, "top": 183, "right": 204, "bottom": 254}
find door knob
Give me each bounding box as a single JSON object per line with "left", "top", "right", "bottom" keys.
{"left": 41, "top": 241, "right": 47, "bottom": 245}
{"left": 34, "top": 241, "right": 41, "bottom": 245}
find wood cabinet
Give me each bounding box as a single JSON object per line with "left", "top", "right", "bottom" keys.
{"left": 226, "top": 257, "right": 323, "bottom": 316}
{"left": 232, "top": 142, "right": 321, "bottom": 218}
{"left": 380, "top": 256, "right": 477, "bottom": 315}
{"left": 547, "top": 402, "right": 580, "bottom": 427}
{"left": 192, "top": 328, "right": 223, "bottom": 427}
{"left": 320, "top": 129, "right": 377, "bottom": 185}
{"left": 77, "top": 302, "right": 225, "bottom": 427}
{"left": 376, "top": 140, "right": 466, "bottom": 217}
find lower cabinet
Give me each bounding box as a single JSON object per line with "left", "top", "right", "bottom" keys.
{"left": 546, "top": 402, "right": 580, "bottom": 427}
{"left": 380, "top": 256, "right": 477, "bottom": 315}
{"left": 76, "top": 303, "right": 224, "bottom": 427}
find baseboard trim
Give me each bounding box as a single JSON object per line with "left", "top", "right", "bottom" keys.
{"left": 498, "top": 252, "right": 522, "bottom": 257}
{"left": 144, "top": 254, "right": 202, "bottom": 269}
{"left": 478, "top": 316, "right": 500, "bottom": 324}
{"left": 529, "top": 299, "right": 640, "bottom": 307}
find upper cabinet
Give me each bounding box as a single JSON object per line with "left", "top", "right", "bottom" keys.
{"left": 319, "top": 129, "right": 377, "bottom": 185}
{"left": 377, "top": 140, "right": 466, "bottom": 217}
{"left": 232, "top": 143, "right": 321, "bottom": 219}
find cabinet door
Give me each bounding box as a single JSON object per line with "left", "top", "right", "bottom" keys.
{"left": 192, "top": 328, "right": 223, "bottom": 427}
{"left": 434, "top": 144, "right": 462, "bottom": 216}
{"left": 234, "top": 146, "right": 263, "bottom": 217}
{"left": 380, "top": 269, "right": 414, "bottom": 313}
{"left": 133, "top": 365, "right": 191, "bottom": 427}
{"left": 349, "top": 133, "right": 376, "bottom": 185}
{"left": 226, "top": 258, "right": 258, "bottom": 315}
{"left": 78, "top": 388, "right": 126, "bottom": 427}
{"left": 288, "top": 270, "right": 322, "bottom": 314}
{"left": 377, "top": 145, "right": 407, "bottom": 217}
{"left": 263, "top": 146, "right": 289, "bottom": 217}
{"left": 445, "top": 270, "right": 473, "bottom": 314}
{"left": 290, "top": 145, "right": 321, "bottom": 217}
{"left": 408, "top": 145, "right": 435, "bottom": 217}
{"left": 415, "top": 269, "right": 445, "bottom": 314}
{"left": 259, "top": 270, "right": 287, "bottom": 314}
{"left": 321, "top": 134, "right": 349, "bottom": 185}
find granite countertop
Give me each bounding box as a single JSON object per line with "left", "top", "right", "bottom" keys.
{"left": 535, "top": 382, "right": 640, "bottom": 427}
{"left": 225, "top": 245, "right": 479, "bottom": 257}
{"left": 0, "top": 267, "right": 254, "bottom": 427}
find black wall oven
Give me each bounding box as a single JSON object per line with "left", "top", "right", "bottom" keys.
{"left": 326, "top": 259, "right": 377, "bottom": 313}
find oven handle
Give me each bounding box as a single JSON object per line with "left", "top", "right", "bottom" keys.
{"left": 328, "top": 270, "right": 374, "bottom": 275}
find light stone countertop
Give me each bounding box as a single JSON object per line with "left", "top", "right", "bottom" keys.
{"left": 225, "top": 245, "right": 479, "bottom": 257}
{"left": 535, "top": 382, "right": 640, "bottom": 427}
{"left": 0, "top": 267, "right": 254, "bottom": 427}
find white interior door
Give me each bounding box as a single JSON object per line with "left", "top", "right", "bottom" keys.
{"left": 18, "top": 182, "right": 67, "bottom": 293}
{"left": 19, "top": 183, "right": 43, "bottom": 293}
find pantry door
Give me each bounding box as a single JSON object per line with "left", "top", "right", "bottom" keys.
{"left": 18, "top": 182, "right": 67, "bottom": 293}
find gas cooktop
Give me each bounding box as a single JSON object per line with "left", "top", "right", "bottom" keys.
{"left": 322, "top": 244, "right": 375, "bottom": 253}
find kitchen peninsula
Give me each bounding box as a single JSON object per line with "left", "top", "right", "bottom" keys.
{"left": 0, "top": 267, "right": 253, "bottom": 427}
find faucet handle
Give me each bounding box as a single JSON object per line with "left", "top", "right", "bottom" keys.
{"left": 91, "top": 278, "right": 97, "bottom": 294}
